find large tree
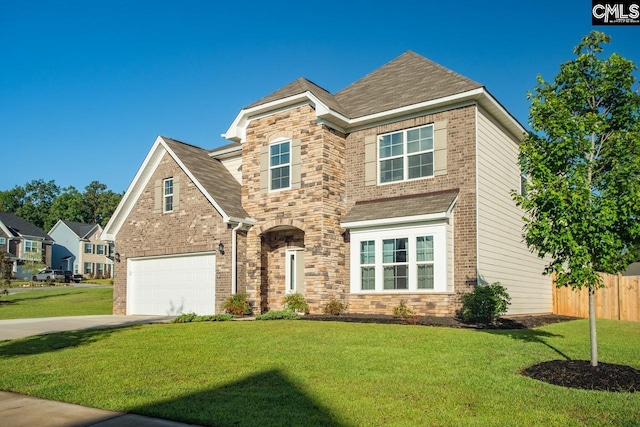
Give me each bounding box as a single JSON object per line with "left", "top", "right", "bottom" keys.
{"left": 514, "top": 31, "right": 640, "bottom": 366}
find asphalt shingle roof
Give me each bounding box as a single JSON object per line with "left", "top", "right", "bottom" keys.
{"left": 0, "top": 212, "right": 53, "bottom": 240}
{"left": 244, "top": 51, "right": 482, "bottom": 120}
{"left": 342, "top": 189, "right": 459, "bottom": 224}
{"left": 61, "top": 220, "right": 98, "bottom": 239}
{"left": 162, "top": 137, "right": 249, "bottom": 220}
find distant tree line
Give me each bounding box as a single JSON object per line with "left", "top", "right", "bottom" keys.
{"left": 0, "top": 180, "right": 123, "bottom": 232}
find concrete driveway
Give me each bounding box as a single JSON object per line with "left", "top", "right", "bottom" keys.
{"left": 0, "top": 315, "right": 174, "bottom": 340}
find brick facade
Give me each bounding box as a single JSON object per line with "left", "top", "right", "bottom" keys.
{"left": 113, "top": 152, "right": 244, "bottom": 314}
{"left": 239, "top": 104, "right": 478, "bottom": 317}
{"left": 242, "top": 105, "right": 347, "bottom": 314}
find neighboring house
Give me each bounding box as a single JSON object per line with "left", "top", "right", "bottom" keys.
{"left": 103, "top": 51, "right": 551, "bottom": 316}
{"left": 49, "top": 220, "right": 114, "bottom": 278}
{"left": 0, "top": 212, "right": 54, "bottom": 279}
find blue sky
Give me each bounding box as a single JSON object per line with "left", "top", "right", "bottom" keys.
{"left": 1, "top": 0, "right": 638, "bottom": 194}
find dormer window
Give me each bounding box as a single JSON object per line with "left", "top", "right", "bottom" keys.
{"left": 269, "top": 140, "right": 291, "bottom": 191}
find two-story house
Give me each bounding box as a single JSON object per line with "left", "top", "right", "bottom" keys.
{"left": 0, "top": 212, "right": 53, "bottom": 279}
{"left": 49, "top": 220, "right": 114, "bottom": 278}
{"left": 103, "top": 51, "right": 550, "bottom": 316}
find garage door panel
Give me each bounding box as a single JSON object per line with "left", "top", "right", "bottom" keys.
{"left": 127, "top": 253, "right": 216, "bottom": 315}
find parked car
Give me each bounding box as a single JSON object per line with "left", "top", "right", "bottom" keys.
{"left": 71, "top": 273, "right": 83, "bottom": 283}
{"left": 32, "top": 269, "right": 66, "bottom": 282}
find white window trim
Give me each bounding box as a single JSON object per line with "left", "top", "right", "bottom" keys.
{"left": 24, "top": 240, "right": 41, "bottom": 254}
{"left": 269, "top": 139, "right": 292, "bottom": 192}
{"left": 163, "top": 178, "right": 174, "bottom": 213}
{"left": 350, "top": 222, "right": 447, "bottom": 293}
{"left": 0, "top": 237, "right": 5, "bottom": 244}
{"left": 377, "top": 124, "right": 435, "bottom": 185}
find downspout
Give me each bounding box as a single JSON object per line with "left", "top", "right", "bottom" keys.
{"left": 231, "top": 221, "right": 244, "bottom": 295}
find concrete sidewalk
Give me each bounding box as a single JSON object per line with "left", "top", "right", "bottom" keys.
{"left": 0, "top": 391, "right": 200, "bottom": 426}
{"left": 0, "top": 315, "right": 173, "bottom": 340}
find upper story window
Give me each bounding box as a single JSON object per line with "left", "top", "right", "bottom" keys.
{"left": 84, "top": 243, "right": 93, "bottom": 254}
{"left": 379, "top": 124, "right": 434, "bottom": 184}
{"left": 24, "top": 240, "right": 40, "bottom": 253}
{"left": 96, "top": 244, "right": 105, "bottom": 255}
{"left": 269, "top": 140, "right": 291, "bottom": 191}
{"left": 163, "top": 178, "right": 174, "bottom": 212}
{"left": 0, "top": 237, "right": 5, "bottom": 245}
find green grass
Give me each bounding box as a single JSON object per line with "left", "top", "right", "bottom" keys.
{"left": 0, "top": 319, "right": 638, "bottom": 426}
{"left": 0, "top": 288, "right": 113, "bottom": 319}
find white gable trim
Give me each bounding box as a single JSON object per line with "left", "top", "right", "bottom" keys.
{"left": 223, "top": 88, "right": 525, "bottom": 144}
{"left": 102, "top": 136, "right": 166, "bottom": 241}
{"left": 103, "top": 136, "right": 253, "bottom": 241}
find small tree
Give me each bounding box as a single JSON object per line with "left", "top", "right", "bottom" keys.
{"left": 514, "top": 31, "right": 640, "bottom": 366}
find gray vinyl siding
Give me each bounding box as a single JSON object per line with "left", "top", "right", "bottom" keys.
{"left": 476, "top": 107, "right": 551, "bottom": 314}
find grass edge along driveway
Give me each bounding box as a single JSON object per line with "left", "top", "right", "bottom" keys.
{"left": 0, "top": 319, "right": 639, "bottom": 426}
{"left": 0, "top": 287, "right": 113, "bottom": 319}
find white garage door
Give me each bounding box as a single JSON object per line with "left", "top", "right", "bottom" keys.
{"left": 127, "top": 252, "right": 216, "bottom": 315}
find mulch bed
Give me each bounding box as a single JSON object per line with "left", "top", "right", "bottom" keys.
{"left": 301, "top": 313, "right": 640, "bottom": 392}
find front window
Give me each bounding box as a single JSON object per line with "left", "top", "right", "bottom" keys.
{"left": 96, "top": 263, "right": 104, "bottom": 275}
{"left": 360, "top": 241, "right": 376, "bottom": 290}
{"left": 269, "top": 140, "right": 290, "bottom": 191}
{"left": 164, "top": 178, "right": 174, "bottom": 212}
{"left": 84, "top": 262, "right": 93, "bottom": 274}
{"left": 25, "top": 240, "right": 40, "bottom": 253}
{"left": 379, "top": 125, "right": 434, "bottom": 183}
{"left": 416, "top": 236, "right": 435, "bottom": 289}
{"left": 383, "top": 238, "right": 409, "bottom": 289}
{"left": 350, "top": 224, "right": 447, "bottom": 293}
{"left": 84, "top": 243, "right": 93, "bottom": 254}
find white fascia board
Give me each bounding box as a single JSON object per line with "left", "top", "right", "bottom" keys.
{"left": 226, "top": 216, "right": 256, "bottom": 229}
{"left": 101, "top": 136, "right": 166, "bottom": 241}
{"left": 475, "top": 90, "right": 526, "bottom": 140}
{"left": 209, "top": 145, "right": 242, "bottom": 159}
{"left": 223, "top": 93, "right": 317, "bottom": 143}
{"left": 0, "top": 221, "right": 15, "bottom": 238}
{"left": 341, "top": 211, "right": 451, "bottom": 229}
{"left": 160, "top": 138, "right": 232, "bottom": 223}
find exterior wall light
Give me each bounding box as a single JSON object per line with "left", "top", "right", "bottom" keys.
{"left": 218, "top": 242, "right": 225, "bottom": 255}
{"left": 114, "top": 253, "right": 121, "bottom": 263}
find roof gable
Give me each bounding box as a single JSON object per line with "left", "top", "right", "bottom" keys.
{"left": 0, "top": 212, "right": 53, "bottom": 240}
{"left": 58, "top": 220, "right": 99, "bottom": 239}
{"left": 225, "top": 51, "right": 523, "bottom": 142}
{"left": 335, "top": 51, "right": 483, "bottom": 119}
{"left": 102, "top": 136, "right": 251, "bottom": 241}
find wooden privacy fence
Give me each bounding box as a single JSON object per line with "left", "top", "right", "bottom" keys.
{"left": 553, "top": 273, "right": 640, "bottom": 322}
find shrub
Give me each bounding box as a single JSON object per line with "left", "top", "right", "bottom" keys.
{"left": 460, "top": 282, "right": 511, "bottom": 323}
{"left": 255, "top": 310, "right": 301, "bottom": 320}
{"left": 171, "top": 313, "right": 234, "bottom": 323}
{"left": 283, "top": 293, "right": 309, "bottom": 314}
{"left": 222, "top": 293, "right": 252, "bottom": 316}
{"left": 392, "top": 300, "right": 414, "bottom": 319}
{"left": 323, "top": 298, "right": 348, "bottom": 315}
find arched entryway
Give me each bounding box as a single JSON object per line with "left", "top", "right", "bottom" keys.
{"left": 259, "top": 224, "right": 305, "bottom": 313}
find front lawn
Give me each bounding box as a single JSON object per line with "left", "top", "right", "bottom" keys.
{"left": 0, "top": 318, "right": 638, "bottom": 426}
{"left": 0, "top": 288, "right": 113, "bottom": 319}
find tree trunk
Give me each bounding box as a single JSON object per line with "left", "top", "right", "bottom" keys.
{"left": 589, "top": 286, "right": 598, "bottom": 367}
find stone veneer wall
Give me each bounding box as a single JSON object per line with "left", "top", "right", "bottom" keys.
{"left": 113, "top": 152, "right": 243, "bottom": 314}
{"left": 344, "top": 105, "right": 478, "bottom": 316}
{"left": 242, "top": 105, "right": 347, "bottom": 314}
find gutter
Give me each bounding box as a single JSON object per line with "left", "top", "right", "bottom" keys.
{"left": 231, "top": 221, "right": 243, "bottom": 294}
